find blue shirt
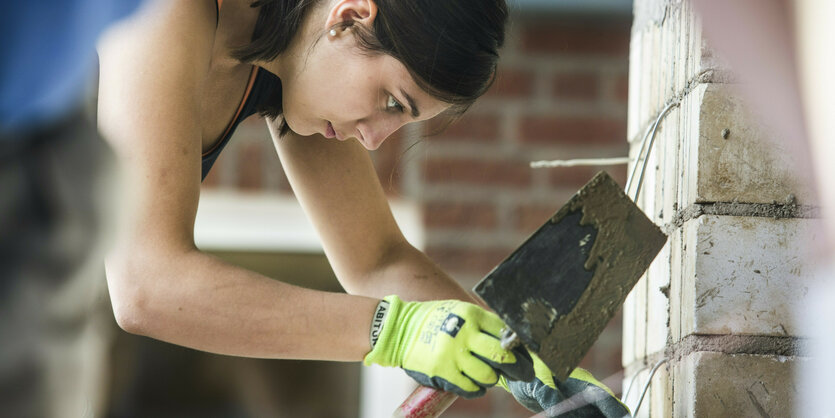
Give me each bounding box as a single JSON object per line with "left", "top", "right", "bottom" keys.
{"left": 0, "top": 1, "right": 143, "bottom": 137}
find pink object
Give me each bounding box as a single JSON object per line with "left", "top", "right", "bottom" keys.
{"left": 393, "top": 387, "right": 458, "bottom": 418}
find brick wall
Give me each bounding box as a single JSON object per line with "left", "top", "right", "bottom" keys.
{"left": 623, "top": 1, "right": 820, "bottom": 416}
{"left": 203, "top": 11, "right": 632, "bottom": 417}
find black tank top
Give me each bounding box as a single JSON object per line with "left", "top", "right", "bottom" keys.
{"left": 201, "top": 0, "right": 280, "bottom": 180}
{"left": 200, "top": 68, "right": 279, "bottom": 180}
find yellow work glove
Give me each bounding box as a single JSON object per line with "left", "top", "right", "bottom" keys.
{"left": 364, "top": 295, "right": 534, "bottom": 398}
{"left": 498, "top": 352, "right": 630, "bottom": 417}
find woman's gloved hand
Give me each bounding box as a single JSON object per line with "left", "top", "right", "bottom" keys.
{"left": 363, "top": 295, "right": 534, "bottom": 398}
{"left": 498, "top": 352, "right": 631, "bottom": 417}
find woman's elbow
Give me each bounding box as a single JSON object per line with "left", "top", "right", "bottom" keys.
{"left": 104, "top": 257, "right": 150, "bottom": 335}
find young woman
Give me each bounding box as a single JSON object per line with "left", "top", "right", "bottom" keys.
{"left": 97, "top": 0, "right": 627, "bottom": 412}
{"left": 97, "top": 0, "right": 532, "bottom": 400}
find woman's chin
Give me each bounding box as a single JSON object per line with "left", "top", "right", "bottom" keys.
{"left": 282, "top": 117, "right": 315, "bottom": 137}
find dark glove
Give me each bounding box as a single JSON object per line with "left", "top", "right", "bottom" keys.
{"left": 498, "top": 353, "right": 631, "bottom": 417}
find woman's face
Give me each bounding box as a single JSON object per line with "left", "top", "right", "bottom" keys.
{"left": 267, "top": 1, "right": 451, "bottom": 150}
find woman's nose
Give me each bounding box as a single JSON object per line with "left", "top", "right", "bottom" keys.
{"left": 359, "top": 118, "right": 403, "bottom": 150}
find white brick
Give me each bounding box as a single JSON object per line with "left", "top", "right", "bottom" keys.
{"left": 668, "top": 2, "right": 688, "bottom": 96}
{"left": 679, "top": 215, "right": 822, "bottom": 337}
{"left": 626, "top": 33, "right": 644, "bottom": 141}
{"left": 668, "top": 229, "right": 685, "bottom": 343}
{"left": 646, "top": 240, "right": 671, "bottom": 355}
{"left": 628, "top": 83, "right": 682, "bottom": 225}
{"left": 622, "top": 283, "right": 638, "bottom": 366}
{"left": 648, "top": 360, "right": 673, "bottom": 418}
{"left": 634, "top": 272, "right": 649, "bottom": 362}
{"left": 621, "top": 359, "right": 672, "bottom": 418}
{"left": 632, "top": 0, "right": 668, "bottom": 35}
{"left": 676, "top": 82, "right": 703, "bottom": 211}
{"left": 660, "top": 104, "right": 683, "bottom": 226}
{"left": 671, "top": 355, "right": 694, "bottom": 418}
{"left": 673, "top": 352, "right": 801, "bottom": 418}
{"left": 638, "top": 69, "right": 815, "bottom": 217}
{"left": 627, "top": 1, "right": 724, "bottom": 144}
{"left": 688, "top": 84, "right": 818, "bottom": 205}
{"left": 627, "top": 25, "right": 661, "bottom": 142}
{"left": 627, "top": 21, "right": 673, "bottom": 142}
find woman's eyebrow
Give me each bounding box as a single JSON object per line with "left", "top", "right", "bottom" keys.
{"left": 400, "top": 88, "right": 420, "bottom": 118}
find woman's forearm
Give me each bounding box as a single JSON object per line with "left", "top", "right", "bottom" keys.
{"left": 341, "top": 241, "right": 477, "bottom": 304}
{"left": 106, "top": 248, "right": 379, "bottom": 361}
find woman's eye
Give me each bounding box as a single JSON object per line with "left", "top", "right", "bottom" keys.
{"left": 386, "top": 95, "right": 405, "bottom": 113}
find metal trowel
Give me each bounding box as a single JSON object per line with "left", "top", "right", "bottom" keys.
{"left": 473, "top": 170, "right": 666, "bottom": 380}
{"left": 394, "top": 171, "right": 667, "bottom": 417}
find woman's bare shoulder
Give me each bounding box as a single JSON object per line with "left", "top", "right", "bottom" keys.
{"left": 97, "top": 0, "right": 218, "bottom": 148}
{"left": 97, "top": 0, "right": 217, "bottom": 68}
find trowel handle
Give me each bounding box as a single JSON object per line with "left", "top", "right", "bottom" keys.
{"left": 392, "top": 327, "right": 518, "bottom": 417}
{"left": 393, "top": 386, "right": 458, "bottom": 418}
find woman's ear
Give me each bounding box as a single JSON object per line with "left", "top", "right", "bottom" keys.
{"left": 325, "top": 0, "right": 378, "bottom": 33}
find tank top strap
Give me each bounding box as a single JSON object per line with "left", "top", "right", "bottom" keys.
{"left": 216, "top": 0, "right": 223, "bottom": 26}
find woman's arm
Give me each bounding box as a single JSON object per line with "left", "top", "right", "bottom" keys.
{"left": 96, "top": 0, "right": 378, "bottom": 361}
{"left": 272, "top": 125, "right": 475, "bottom": 303}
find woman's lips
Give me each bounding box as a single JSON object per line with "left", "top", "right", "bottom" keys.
{"left": 325, "top": 121, "right": 336, "bottom": 139}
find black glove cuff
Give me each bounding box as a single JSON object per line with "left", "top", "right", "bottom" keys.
{"left": 369, "top": 299, "right": 390, "bottom": 348}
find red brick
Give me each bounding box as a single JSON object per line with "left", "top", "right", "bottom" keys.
{"left": 514, "top": 204, "right": 561, "bottom": 234}
{"left": 552, "top": 73, "right": 600, "bottom": 101}
{"left": 519, "top": 116, "right": 626, "bottom": 145}
{"left": 550, "top": 166, "right": 608, "bottom": 189}
{"left": 548, "top": 164, "right": 628, "bottom": 189}
{"left": 426, "top": 246, "right": 512, "bottom": 276}
{"left": 237, "top": 142, "right": 264, "bottom": 190}
{"left": 520, "top": 21, "right": 631, "bottom": 57}
{"left": 427, "top": 113, "right": 500, "bottom": 142}
{"left": 608, "top": 164, "right": 628, "bottom": 187}
{"left": 614, "top": 73, "right": 630, "bottom": 104}
{"left": 486, "top": 68, "right": 536, "bottom": 98}
{"left": 423, "top": 158, "right": 532, "bottom": 187}
{"left": 424, "top": 201, "right": 498, "bottom": 229}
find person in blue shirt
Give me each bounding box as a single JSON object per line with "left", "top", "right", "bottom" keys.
{"left": 0, "top": 2, "right": 142, "bottom": 416}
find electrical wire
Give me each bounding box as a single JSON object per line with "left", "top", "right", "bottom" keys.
{"left": 625, "top": 101, "right": 678, "bottom": 201}
{"left": 530, "top": 157, "right": 631, "bottom": 168}
{"left": 624, "top": 119, "right": 656, "bottom": 195}
{"left": 631, "top": 358, "right": 669, "bottom": 416}
{"left": 528, "top": 100, "right": 678, "bottom": 204}
{"left": 620, "top": 364, "right": 650, "bottom": 404}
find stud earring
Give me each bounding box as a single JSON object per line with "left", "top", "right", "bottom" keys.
{"left": 329, "top": 29, "right": 337, "bottom": 37}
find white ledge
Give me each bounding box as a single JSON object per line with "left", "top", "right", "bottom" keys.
{"left": 194, "top": 191, "right": 424, "bottom": 253}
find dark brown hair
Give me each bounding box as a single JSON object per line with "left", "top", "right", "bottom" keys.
{"left": 235, "top": 0, "right": 507, "bottom": 132}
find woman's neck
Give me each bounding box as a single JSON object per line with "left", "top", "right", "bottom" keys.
{"left": 214, "top": 0, "right": 261, "bottom": 69}
{"left": 254, "top": 3, "right": 328, "bottom": 82}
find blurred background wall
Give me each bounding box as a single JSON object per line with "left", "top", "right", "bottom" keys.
{"left": 104, "top": 1, "right": 634, "bottom": 417}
